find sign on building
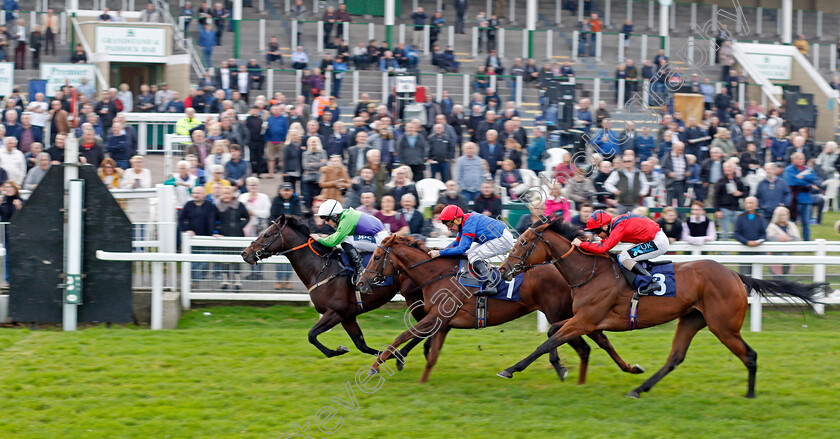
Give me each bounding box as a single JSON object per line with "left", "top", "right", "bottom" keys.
{"left": 395, "top": 75, "right": 417, "bottom": 93}
{"left": 0, "top": 62, "right": 14, "bottom": 96}
{"left": 95, "top": 26, "right": 167, "bottom": 58}
{"left": 742, "top": 53, "right": 793, "bottom": 81}
{"left": 40, "top": 63, "right": 97, "bottom": 96}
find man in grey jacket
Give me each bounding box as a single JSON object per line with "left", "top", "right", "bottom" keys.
{"left": 455, "top": 142, "right": 487, "bottom": 201}
{"left": 396, "top": 121, "right": 428, "bottom": 180}
{"left": 660, "top": 141, "right": 688, "bottom": 207}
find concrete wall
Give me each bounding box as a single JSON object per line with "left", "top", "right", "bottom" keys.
{"left": 164, "top": 62, "right": 191, "bottom": 99}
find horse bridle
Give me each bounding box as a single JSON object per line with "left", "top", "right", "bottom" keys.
{"left": 363, "top": 243, "right": 451, "bottom": 287}
{"left": 253, "top": 219, "right": 319, "bottom": 261}
{"left": 506, "top": 229, "right": 558, "bottom": 277}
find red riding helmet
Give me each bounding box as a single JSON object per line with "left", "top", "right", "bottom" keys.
{"left": 439, "top": 205, "right": 465, "bottom": 223}
{"left": 585, "top": 210, "right": 612, "bottom": 231}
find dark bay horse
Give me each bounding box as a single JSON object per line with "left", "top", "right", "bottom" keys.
{"left": 241, "top": 215, "right": 427, "bottom": 365}
{"left": 497, "top": 218, "right": 825, "bottom": 398}
{"left": 360, "top": 235, "right": 645, "bottom": 383}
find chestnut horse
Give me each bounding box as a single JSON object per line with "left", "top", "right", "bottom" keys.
{"left": 497, "top": 218, "right": 825, "bottom": 398}
{"left": 361, "top": 235, "right": 645, "bottom": 383}
{"left": 242, "top": 214, "right": 428, "bottom": 366}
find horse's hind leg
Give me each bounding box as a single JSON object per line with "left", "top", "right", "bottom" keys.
{"left": 371, "top": 311, "right": 449, "bottom": 373}
{"left": 587, "top": 330, "right": 645, "bottom": 374}
{"left": 308, "top": 310, "right": 350, "bottom": 358}
{"left": 420, "top": 327, "right": 451, "bottom": 383}
{"left": 707, "top": 325, "right": 758, "bottom": 398}
{"left": 395, "top": 336, "right": 429, "bottom": 371}
{"left": 627, "top": 310, "right": 707, "bottom": 398}
{"left": 498, "top": 315, "right": 591, "bottom": 379}
{"left": 340, "top": 317, "right": 379, "bottom": 355}
{"left": 565, "top": 337, "right": 590, "bottom": 384}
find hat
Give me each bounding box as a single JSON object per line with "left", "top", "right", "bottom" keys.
{"left": 281, "top": 182, "right": 294, "bottom": 190}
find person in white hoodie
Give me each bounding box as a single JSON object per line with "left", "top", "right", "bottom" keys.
{"left": 0, "top": 137, "right": 27, "bottom": 184}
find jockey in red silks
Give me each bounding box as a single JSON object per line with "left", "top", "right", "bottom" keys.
{"left": 428, "top": 205, "right": 514, "bottom": 295}
{"left": 572, "top": 210, "right": 669, "bottom": 294}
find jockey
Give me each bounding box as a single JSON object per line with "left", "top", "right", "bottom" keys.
{"left": 573, "top": 210, "right": 669, "bottom": 294}
{"left": 315, "top": 199, "right": 390, "bottom": 285}
{"left": 428, "top": 205, "right": 514, "bottom": 294}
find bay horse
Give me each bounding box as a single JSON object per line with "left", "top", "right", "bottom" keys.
{"left": 361, "top": 235, "right": 646, "bottom": 383}
{"left": 497, "top": 218, "right": 825, "bottom": 398}
{"left": 241, "top": 214, "right": 427, "bottom": 366}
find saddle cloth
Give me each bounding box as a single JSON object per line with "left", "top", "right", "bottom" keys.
{"left": 632, "top": 261, "right": 677, "bottom": 297}
{"left": 457, "top": 260, "right": 524, "bottom": 301}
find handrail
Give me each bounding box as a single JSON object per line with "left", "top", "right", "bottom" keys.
{"left": 153, "top": 0, "right": 205, "bottom": 78}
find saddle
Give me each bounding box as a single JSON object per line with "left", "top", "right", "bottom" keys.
{"left": 456, "top": 259, "right": 501, "bottom": 294}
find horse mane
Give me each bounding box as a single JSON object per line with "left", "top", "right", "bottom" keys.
{"left": 544, "top": 217, "right": 586, "bottom": 242}
{"left": 385, "top": 235, "right": 432, "bottom": 253}
{"left": 282, "top": 215, "right": 312, "bottom": 236}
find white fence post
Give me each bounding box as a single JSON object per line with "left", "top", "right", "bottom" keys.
{"left": 509, "top": 0, "right": 515, "bottom": 23}
{"left": 546, "top": 30, "right": 553, "bottom": 61}
{"left": 572, "top": 30, "right": 579, "bottom": 61}
{"left": 294, "top": 69, "right": 301, "bottom": 96}
{"left": 499, "top": 28, "right": 505, "bottom": 58}
{"left": 756, "top": 7, "right": 762, "bottom": 35}
{"left": 471, "top": 26, "right": 478, "bottom": 57}
{"left": 595, "top": 32, "right": 602, "bottom": 61}
{"left": 618, "top": 78, "right": 625, "bottom": 105}
{"left": 267, "top": 68, "right": 274, "bottom": 98}
{"left": 750, "top": 263, "right": 762, "bottom": 332}
{"left": 156, "top": 185, "right": 177, "bottom": 290}
{"left": 138, "top": 122, "right": 148, "bottom": 155}
{"left": 642, "top": 79, "right": 650, "bottom": 106}
{"left": 522, "top": 29, "right": 528, "bottom": 58}
{"left": 537, "top": 312, "right": 548, "bottom": 332}
{"left": 618, "top": 33, "right": 625, "bottom": 61}
{"left": 151, "top": 261, "right": 163, "bottom": 330}
{"left": 593, "top": 78, "right": 600, "bottom": 108}
{"left": 814, "top": 239, "right": 826, "bottom": 316}
{"left": 796, "top": 9, "right": 802, "bottom": 37}
{"left": 708, "top": 37, "right": 715, "bottom": 67}
{"left": 259, "top": 19, "right": 265, "bottom": 53}
{"left": 463, "top": 74, "right": 470, "bottom": 107}
{"left": 813, "top": 44, "right": 820, "bottom": 71}
{"left": 647, "top": 0, "right": 654, "bottom": 30}
{"left": 436, "top": 73, "right": 443, "bottom": 99}
{"left": 738, "top": 82, "right": 745, "bottom": 111}
{"left": 181, "top": 232, "right": 191, "bottom": 310}
{"left": 816, "top": 11, "right": 823, "bottom": 39}
{"left": 490, "top": 75, "right": 497, "bottom": 91}
{"left": 60, "top": 11, "right": 67, "bottom": 45}
{"left": 831, "top": 44, "right": 837, "bottom": 72}
{"left": 368, "top": 23, "right": 375, "bottom": 42}
{"left": 423, "top": 25, "right": 430, "bottom": 53}
{"left": 291, "top": 19, "right": 298, "bottom": 48}
{"left": 641, "top": 34, "right": 647, "bottom": 65}
{"left": 448, "top": 25, "right": 454, "bottom": 47}
{"left": 687, "top": 36, "right": 694, "bottom": 65}
{"left": 690, "top": 3, "right": 696, "bottom": 32}
{"left": 399, "top": 24, "right": 405, "bottom": 45}
{"left": 381, "top": 71, "right": 389, "bottom": 103}
{"left": 556, "top": 0, "right": 562, "bottom": 25}
{"left": 317, "top": 21, "right": 323, "bottom": 53}
{"left": 605, "top": 0, "right": 611, "bottom": 27}
{"left": 352, "top": 70, "right": 359, "bottom": 104}
{"left": 515, "top": 75, "right": 523, "bottom": 107}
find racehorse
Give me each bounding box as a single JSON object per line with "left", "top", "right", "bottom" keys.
{"left": 497, "top": 218, "right": 826, "bottom": 398}
{"left": 360, "top": 235, "right": 646, "bottom": 383}
{"left": 242, "top": 214, "right": 426, "bottom": 365}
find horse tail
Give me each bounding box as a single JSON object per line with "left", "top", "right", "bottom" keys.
{"left": 735, "top": 272, "right": 828, "bottom": 308}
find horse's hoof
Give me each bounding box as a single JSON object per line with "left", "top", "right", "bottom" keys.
{"left": 744, "top": 393, "right": 755, "bottom": 399}
{"left": 625, "top": 390, "right": 641, "bottom": 399}
{"left": 368, "top": 367, "right": 380, "bottom": 376}
{"left": 336, "top": 346, "right": 350, "bottom": 355}
{"left": 557, "top": 367, "right": 568, "bottom": 382}
{"left": 497, "top": 370, "right": 513, "bottom": 379}
{"left": 397, "top": 358, "right": 405, "bottom": 371}
{"left": 631, "top": 364, "right": 646, "bottom": 374}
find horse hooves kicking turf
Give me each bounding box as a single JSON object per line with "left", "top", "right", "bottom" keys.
{"left": 625, "top": 390, "right": 641, "bottom": 399}
{"left": 631, "top": 364, "right": 646, "bottom": 374}
{"left": 557, "top": 367, "right": 568, "bottom": 381}
{"left": 497, "top": 370, "right": 513, "bottom": 379}
{"left": 336, "top": 346, "right": 350, "bottom": 354}
{"left": 368, "top": 367, "right": 379, "bottom": 376}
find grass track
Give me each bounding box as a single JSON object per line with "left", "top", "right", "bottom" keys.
{"left": 0, "top": 306, "right": 838, "bottom": 438}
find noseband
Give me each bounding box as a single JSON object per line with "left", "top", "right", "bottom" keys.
{"left": 363, "top": 244, "right": 398, "bottom": 285}
{"left": 506, "top": 229, "right": 555, "bottom": 276}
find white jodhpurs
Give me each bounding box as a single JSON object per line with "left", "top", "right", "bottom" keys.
{"left": 342, "top": 230, "right": 390, "bottom": 253}
{"left": 466, "top": 229, "right": 515, "bottom": 263}
{"left": 617, "top": 230, "right": 669, "bottom": 265}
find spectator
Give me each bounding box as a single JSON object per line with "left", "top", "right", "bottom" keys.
{"left": 818, "top": 141, "right": 839, "bottom": 175}
{"left": 204, "top": 164, "right": 231, "bottom": 193}
{"left": 345, "top": 167, "right": 378, "bottom": 208}
{"left": 384, "top": 165, "right": 419, "bottom": 202}
{"left": 739, "top": 142, "right": 762, "bottom": 177}
{"left": 224, "top": 144, "right": 251, "bottom": 193}
{"left": 656, "top": 206, "right": 683, "bottom": 243}
{"left": 710, "top": 127, "right": 735, "bottom": 158}
{"left": 479, "top": 129, "right": 504, "bottom": 177}
{"left": 0, "top": 180, "right": 22, "bottom": 224}
{"left": 79, "top": 129, "right": 106, "bottom": 168}
{"left": 26, "top": 92, "right": 48, "bottom": 131}
{"left": 783, "top": 152, "right": 820, "bottom": 241}
{"left": 356, "top": 191, "right": 378, "bottom": 215}
{"left": 682, "top": 200, "right": 717, "bottom": 245}
{"left": 42, "top": 8, "right": 58, "bottom": 56}
{"left": 410, "top": 7, "right": 427, "bottom": 49}
{"left": 120, "top": 155, "right": 151, "bottom": 190}
{"left": 216, "top": 186, "right": 250, "bottom": 289}
{"left": 163, "top": 160, "right": 198, "bottom": 207}
{"left": 23, "top": 152, "right": 50, "bottom": 190}
{"left": 15, "top": 114, "right": 42, "bottom": 154}
{"left": 0, "top": 136, "right": 24, "bottom": 184}
{"left": 375, "top": 195, "right": 409, "bottom": 235}
{"left": 498, "top": 159, "right": 524, "bottom": 199}
{"left": 605, "top": 155, "right": 648, "bottom": 214}
{"left": 733, "top": 196, "right": 767, "bottom": 248}
{"left": 97, "top": 158, "right": 122, "bottom": 189}
{"left": 364, "top": 149, "right": 388, "bottom": 200}
{"left": 141, "top": 3, "right": 160, "bottom": 22}
{"left": 713, "top": 161, "right": 746, "bottom": 240}
{"left": 437, "top": 180, "right": 468, "bottom": 210}
{"left": 198, "top": 23, "right": 216, "bottom": 67}
{"left": 317, "top": 154, "right": 351, "bottom": 203}
{"left": 427, "top": 123, "right": 454, "bottom": 181}
{"left": 472, "top": 180, "right": 502, "bottom": 218}
{"left": 527, "top": 127, "right": 547, "bottom": 173}
{"left": 47, "top": 132, "right": 66, "bottom": 163}
{"left": 766, "top": 206, "right": 800, "bottom": 243}
{"left": 456, "top": 142, "right": 486, "bottom": 201}
{"left": 700, "top": 147, "right": 724, "bottom": 204}
{"left": 299, "top": 134, "right": 329, "bottom": 206}
{"left": 264, "top": 104, "right": 289, "bottom": 177}
{"left": 399, "top": 193, "right": 424, "bottom": 235}
{"left": 563, "top": 168, "right": 596, "bottom": 207}
{"left": 396, "top": 121, "right": 428, "bottom": 179}
{"left": 423, "top": 204, "right": 453, "bottom": 237}
{"left": 180, "top": 2, "right": 194, "bottom": 33}
{"left": 794, "top": 34, "right": 809, "bottom": 55}
{"left": 661, "top": 141, "right": 688, "bottom": 207}
{"left": 569, "top": 203, "right": 594, "bottom": 230}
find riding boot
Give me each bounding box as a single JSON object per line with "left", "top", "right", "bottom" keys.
{"left": 631, "top": 263, "right": 658, "bottom": 294}
{"left": 341, "top": 242, "right": 364, "bottom": 287}
{"left": 471, "top": 259, "right": 498, "bottom": 295}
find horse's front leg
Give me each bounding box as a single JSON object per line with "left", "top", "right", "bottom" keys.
{"left": 308, "top": 310, "right": 350, "bottom": 357}
{"left": 370, "top": 311, "right": 448, "bottom": 374}
{"left": 498, "top": 314, "right": 592, "bottom": 379}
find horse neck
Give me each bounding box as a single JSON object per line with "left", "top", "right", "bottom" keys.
{"left": 390, "top": 245, "right": 450, "bottom": 288}
{"left": 282, "top": 230, "right": 330, "bottom": 288}
{"left": 546, "top": 234, "right": 608, "bottom": 287}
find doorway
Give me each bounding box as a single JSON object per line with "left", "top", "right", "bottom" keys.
{"left": 109, "top": 63, "right": 163, "bottom": 96}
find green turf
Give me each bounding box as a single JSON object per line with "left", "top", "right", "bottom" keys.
{"left": 0, "top": 306, "right": 838, "bottom": 438}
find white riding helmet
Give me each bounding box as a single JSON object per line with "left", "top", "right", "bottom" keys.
{"left": 317, "top": 199, "right": 343, "bottom": 221}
